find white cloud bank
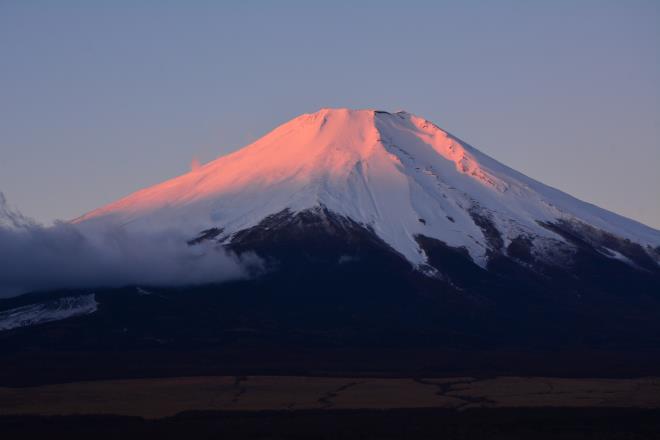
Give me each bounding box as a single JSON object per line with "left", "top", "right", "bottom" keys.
{"left": 0, "top": 193, "right": 260, "bottom": 298}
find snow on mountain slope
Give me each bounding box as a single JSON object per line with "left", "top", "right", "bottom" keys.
{"left": 0, "top": 294, "right": 97, "bottom": 331}
{"left": 75, "top": 108, "right": 660, "bottom": 269}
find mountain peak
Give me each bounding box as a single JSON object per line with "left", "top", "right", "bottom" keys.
{"left": 75, "top": 108, "right": 660, "bottom": 270}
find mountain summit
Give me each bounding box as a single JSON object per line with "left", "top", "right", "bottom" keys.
{"left": 76, "top": 108, "right": 660, "bottom": 271}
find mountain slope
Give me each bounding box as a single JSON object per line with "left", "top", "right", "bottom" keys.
{"left": 75, "top": 108, "right": 660, "bottom": 271}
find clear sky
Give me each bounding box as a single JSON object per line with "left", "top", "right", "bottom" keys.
{"left": 1, "top": 1, "right": 659, "bottom": 228}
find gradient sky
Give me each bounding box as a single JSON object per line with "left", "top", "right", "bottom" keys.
{"left": 1, "top": 1, "right": 659, "bottom": 228}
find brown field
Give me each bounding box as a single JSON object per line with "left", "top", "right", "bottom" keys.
{"left": 1, "top": 375, "right": 659, "bottom": 419}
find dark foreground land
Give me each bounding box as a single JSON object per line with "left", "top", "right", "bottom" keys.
{"left": 3, "top": 408, "right": 660, "bottom": 439}
{"left": 2, "top": 375, "right": 659, "bottom": 417}
{"left": 2, "top": 375, "right": 660, "bottom": 439}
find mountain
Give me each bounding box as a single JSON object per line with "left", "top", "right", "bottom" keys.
{"left": 75, "top": 108, "right": 660, "bottom": 272}
{"left": 2, "top": 108, "right": 660, "bottom": 381}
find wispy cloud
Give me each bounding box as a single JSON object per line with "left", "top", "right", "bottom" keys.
{"left": 0, "top": 192, "right": 260, "bottom": 298}
{"left": 190, "top": 156, "right": 202, "bottom": 172}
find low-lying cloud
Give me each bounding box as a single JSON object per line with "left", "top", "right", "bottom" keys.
{"left": 0, "top": 193, "right": 261, "bottom": 298}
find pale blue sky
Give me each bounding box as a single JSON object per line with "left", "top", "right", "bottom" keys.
{"left": 1, "top": 1, "right": 659, "bottom": 228}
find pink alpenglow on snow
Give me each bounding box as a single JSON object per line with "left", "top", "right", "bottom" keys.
{"left": 75, "top": 108, "right": 660, "bottom": 270}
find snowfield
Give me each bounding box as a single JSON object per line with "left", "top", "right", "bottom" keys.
{"left": 0, "top": 294, "right": 98, "bottom": 331}
{"left": 74, "top": 108, "right": 660, "bottom": 270}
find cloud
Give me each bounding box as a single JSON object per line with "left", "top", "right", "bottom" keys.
{"left": 0, "top": 193, "right": 261, "bottom": 298}
{"left": 0, "top": 192, "right": 36, "bottom": 229}
{"left": 190, "top": 156, "right": 202, "bottom": 172}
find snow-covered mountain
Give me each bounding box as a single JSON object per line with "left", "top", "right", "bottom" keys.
{"left": 75, "top": 108, "right": 660, "bottom": 273}
{"left": 4, "top": 111, "right": 660, "bottom": 366}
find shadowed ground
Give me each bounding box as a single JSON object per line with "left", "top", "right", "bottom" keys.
{"left": 2, "top": 375, "right": 659, "bottom": 419}
{"left": 2, "top": 408, "right": 660, "bottom": 440}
